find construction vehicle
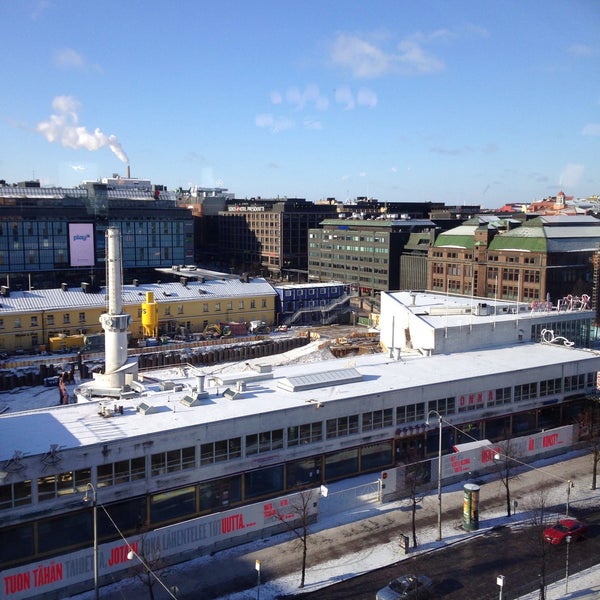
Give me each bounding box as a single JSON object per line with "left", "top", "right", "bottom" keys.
{"left": 248, "top": 320, "right": 270, "bottom": 334}
{"left": 203, "top": 324, "right": 222, "bottom": 338}
{"left": 220, "top": 322, "right": 248, "bottom": 337}
{"left": 49, "top": 334, "right": 86, "bottom": 353}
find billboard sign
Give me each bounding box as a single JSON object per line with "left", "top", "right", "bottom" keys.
{"left": 68, "top": 223, "right": 95, "bottom": 267}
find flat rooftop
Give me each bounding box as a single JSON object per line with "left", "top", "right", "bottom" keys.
{"left": 1, "top": 341, "right": 597, "bottom": 460}
{"left": 384, "top": 290, "right": 592, "bottom": 330}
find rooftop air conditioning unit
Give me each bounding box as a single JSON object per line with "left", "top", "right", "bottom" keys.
{"left": 180, "top": 395, "right": 201, "bottom": 407}
{"left": 223, "top": 388, "right": 240, "bottom": 401}
{"left": 136, "top": 401, "right": 158, "bottom": 415}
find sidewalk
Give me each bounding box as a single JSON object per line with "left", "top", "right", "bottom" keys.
{"left": 70, "top": 450, "right": 600, "bottom": 600}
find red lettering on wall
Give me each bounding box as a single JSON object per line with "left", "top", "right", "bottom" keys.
{"left": 221, "top": 513, "right": 245, "bottom": 534}
{"left": 108, "top": 542, "right": 138, "bottom": 567}
{"left": 542, "top": 433, "right": 559, "bottom": 448}
{"left": 4, "top": 572, "right": 31, "bottom": 595}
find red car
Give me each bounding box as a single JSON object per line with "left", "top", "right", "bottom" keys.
{"left": 543, "top": 518, "right": 587, "bottom": 545}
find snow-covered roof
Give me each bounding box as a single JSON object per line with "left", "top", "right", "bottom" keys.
{"left": 1, "top": 341, "right": 597, "bottom": 461}
{"left": 0, "top": 278, "right": 277, "bottom": 314}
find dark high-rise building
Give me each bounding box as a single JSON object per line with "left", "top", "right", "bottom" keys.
{"left": 0, "top": 178, "right": 194, "bottom": 289}
{"left": 218, "top": 198, "right": 338, "bottom": 279}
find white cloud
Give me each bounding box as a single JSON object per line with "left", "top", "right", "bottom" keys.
{"left": 335, "top": 85, "right": 355, "bottom": 110}
{"left": 559, "top": 163, "right": 584, "bottom": 188}
{"left": 303, "top": 118, "right": 323, "bottom": 130}
{"left": 330, "top": 32, "right": 444, "bottom": 78}
{"left": 36, "top": 96, "right": 129, "bottom": 164}
{"left": 582, "top": 123, "right": 600, "bottom": 136}
{"left": 331, "top": 33, "right": 389, "bottom": 78}
{"left": 357, "top": 87, "right": 377, "bottom": 108}
{"left": 284, "top": 84, "right": 329, "bottom": 111}
{"left": 397, "top": 39, "right": 444, "bottom": 74}
{"left": 270, "top": 91, "right": 283, "bottom": 105}
{"left": 53, "top": 48, "right": 85, "bottom": 70}
{"left": 255, "top": 114, "right": 294, "bottom": 133}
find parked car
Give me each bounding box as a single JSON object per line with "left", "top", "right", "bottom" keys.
{"left": 376, "top": 575, "right": 433, "bottom": 600}
{"left": 543, "top": 518, "right": 587, "bottom": 545}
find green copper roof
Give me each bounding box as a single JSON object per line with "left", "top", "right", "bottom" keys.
{"left": 434, "top": 233, "right": 474, "bottom": 249}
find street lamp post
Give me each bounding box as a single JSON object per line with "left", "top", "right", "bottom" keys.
{"left": 566, "top": 480, "right": 574, "bottom": 517}
{"left": 426, "top": 409, "right": 443, "bottom": 541}
{"left": 496, "top": 574, "right": 505, "bottom": 600}
{"left": 83, "top": 483, "right": 99, "bottom": 600}
{"left": 255, "top": 559, "right": 261, "bottom": 600}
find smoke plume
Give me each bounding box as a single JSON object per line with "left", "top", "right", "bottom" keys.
{"left": 36, "top": 96, "right": 129, "bottom": 164}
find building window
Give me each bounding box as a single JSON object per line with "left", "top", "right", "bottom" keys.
{"left": 78, "top": 312, "right": 86, "bottom": 324}
{"left": 396, "top": 403, "right": 425, "bottom": 424}
{"left": 47, "top": 315, "right": 54, "bottom": 326}
{"left": 0, "top": 479, "right": 32, "bottom": 511}
{"left": 246, "top": 429, "right": 284, "bottom": 455}
{"left": 14, "top": 318, "right": 22, "bottom": 328}
{"left": 489, "top": 387, "right": 511, "bottom": 406}
{"left": 428, "top": 397, "right": 455, "bottom": 416}
{"left": 287, "top": 422, "right": 323, "bottom": 446}
{"left": 215, "top": 302, "right": 221, "bottom": 311}
{"left": 326, "top": 415, "right": 359, "bottom": 439}
{"left": 514, "top": 382, "right": 537, "bottom": 402}
{"left": 238, "top": 300, "right": 244, "bottom": 309}
{"left": 31, "top": 316, "right": 38, "bottom": 327}
{"left": 540, "top": 378, "right": 561, "bottom": 397}
{"left": 564, "top": 374, "right": 585, "bottom": 392}
{"left": 165, "top": 306, "right": 171, "bottom": 316}
{"left": 200, "top": 437, "right": 242, "bottom": 465}
{"left": 63, "top": 314, "right": 70, "bottom": 324}
{"left": 362, "top": 408, "right": 393, "bottom": 431}
{"left": 99, "top": 458, "right": 145, "bottom": 486}
{"left": 203, "top": 303, "right": 209, "bottom": 312}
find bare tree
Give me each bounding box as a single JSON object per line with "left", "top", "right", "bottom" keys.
{"left": 128, "top": 535, "right": 166, "bottom": 600}
{"left": 405, "top": 461, "right": 428, "bottom": 548}
{"left": 493, "top": 436, "right": 520, "bottom": 517}
{"left": 275, "top": 489, "right": 317, "bottom": 589}
{"left": 524, "top": 490, "right": 550, "bottom": 600}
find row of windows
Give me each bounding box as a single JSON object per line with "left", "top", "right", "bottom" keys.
{"left": 0, "top": 440, "right": 394, "bottom": 568}
{"left": 0, "top": 299, "right": 271, "bottom": 330}
{"left": 282, "top": 288, "right": 342, "bottom": 297}
{"left": 430, "top": 252, "right": 538, "bottom": 266}
{"left": 1, "top": 373, "right": 594, "bottom": 510}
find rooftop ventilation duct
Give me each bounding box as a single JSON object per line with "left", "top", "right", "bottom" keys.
{"left": 180, "top": 395, "right": 202, "bottom": 407}
{"left": 223, "top": 388, "right": 240, "bottom": 401}
{"left": 136, "top": 401, "right": 158, "bottom": 415}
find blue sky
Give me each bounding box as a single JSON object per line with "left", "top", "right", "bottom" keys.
{"left": 1, "top": 0, "right": 599, "bottom": 208}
